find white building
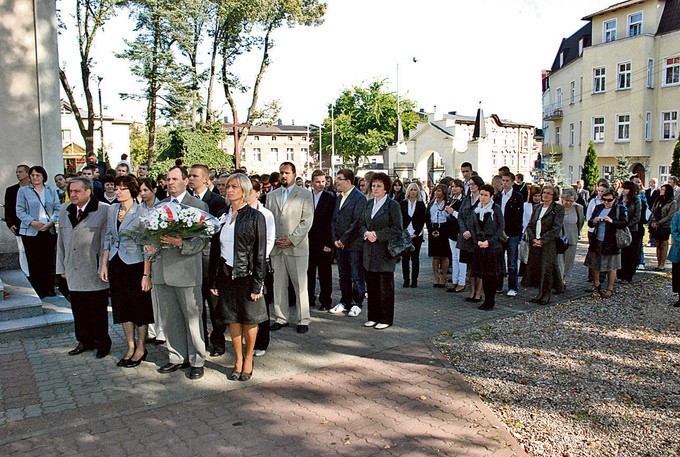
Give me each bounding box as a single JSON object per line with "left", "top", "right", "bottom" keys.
{"left": 384, "top": 110, "right": 540, "bottom": 185}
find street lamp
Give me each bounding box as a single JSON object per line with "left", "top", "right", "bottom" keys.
{"left": 97, "top": 76, "right": 106, "bottom": 163}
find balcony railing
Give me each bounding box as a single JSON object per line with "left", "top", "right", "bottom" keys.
{"left": 543, "top": 108, "right": 563, "bottom": 120}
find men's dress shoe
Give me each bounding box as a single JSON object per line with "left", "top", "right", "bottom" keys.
{"left": 210, "top": 347, "right": 225, "bottom": 357}
{"left": 95, "top": 348, "right": 110, "bottom": 359}
{"left": 296, "top": 325, "right": 309, "bottom": 334}
{"left": 154, "top": 339, "right": 166, "bottom": 345}
{"left": 410, "top": 282, "right": 418, "bottom": 288}
{"left": 270, "top": 322, "right": 289, "bottom": 331}
{"left": 189, "top": 367, "right": 204, "bottom": 380}
{"left": 403, "top": 281, "right": 410, "bottom": 288}
{"left": 318, "top": 305, "right": 331, "bottom": 311}
{"left": 159, "top": 362, "right": 184, "bottom": 373}
{"left": 253, "top": 349, "right": 266, "bottom": 357}
{"left": 478, "top": 303, "right": 494, "bottom": 311}
{"left": 68, "top": 343, "right": 88, "bottom": 356}
{"left": 145, "top": 337, "right": 157, "bottom": 344}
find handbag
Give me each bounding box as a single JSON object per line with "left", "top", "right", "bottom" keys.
{"left": 519, "top": 233, "right": 530, "bottom": 264}
{"left": 555, "top": 229, "right": 569, "bottom": 254}
{"left": 388, "top": 230, "right": 415, "bottom": 258}
{"left": 616, "top": 226, "right": 632, "bottom": 248}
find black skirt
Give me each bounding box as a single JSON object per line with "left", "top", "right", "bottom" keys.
{"left": 217, "top": 263, "right": 268, "bottom": 325}
{"left": 109, "top": 255, "right": 154, "bottom": 326}
{"left": 470, "top": 246, "right": 502, "bottom": 279}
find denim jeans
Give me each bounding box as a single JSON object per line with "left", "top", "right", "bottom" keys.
{"left": 502, "top": 235, "right": 521, "bottom": 291}
{"left": 336, "top": 249, "right": 365, "bottom": 307}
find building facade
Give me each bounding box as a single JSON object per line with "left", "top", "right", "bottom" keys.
{"left": 542, "top": 0, "right": 680, "bottom": 186}
{"left": 384, "top": 111, "right": 540, "bottom": 185}
{"left": 220, "top": 124, "right": 317, "bottom": 177}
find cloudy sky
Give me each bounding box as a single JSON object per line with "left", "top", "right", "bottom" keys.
{"left": 57, "top": 0, "right": 615, "bottom": 127}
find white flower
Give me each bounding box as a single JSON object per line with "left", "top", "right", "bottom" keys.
{"left": 159, "top": 221, "right": 168, "bottom": 229}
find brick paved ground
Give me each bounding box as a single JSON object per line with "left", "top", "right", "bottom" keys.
{"left": 0, "top": 241, "right": 659, "bottom": 455}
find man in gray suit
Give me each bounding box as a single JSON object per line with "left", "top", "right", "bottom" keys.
{"left": 56, "top": 178, "right": 111, "bottom": 358}
{"left": 152, "top": 166, "right": 209, "bottom": 380}
{"left": 265, "top": 162, "right": 314, "bottom": 333}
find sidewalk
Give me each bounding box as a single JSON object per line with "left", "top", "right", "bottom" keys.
{"left": 0, "top": 241, "right": 657, "bottom": 455}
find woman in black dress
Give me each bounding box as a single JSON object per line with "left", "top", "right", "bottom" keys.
{"left": 400, "top": 183, "right": 426, "bottom": 288}
{"left": 458, "top": 175, "right": 485, "bottom": 301}
{"left": 101, "top": 175, "right": 154, "bottom": 367}
{"left": 427, "top": 184, "right": 451, "bottom": 288}
{"left": 468, "top": 184, "right": 505, "bottom": 310}
{"left": 209, "top": 173, "right": 268, "bottom": 381}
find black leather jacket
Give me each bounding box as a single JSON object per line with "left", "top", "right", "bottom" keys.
{"left": 209, "top": 205, "right": 267, "bottom": 294}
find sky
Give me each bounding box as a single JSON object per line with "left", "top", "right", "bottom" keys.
{"left": 57, "top": 0, "right": 616, "bottom": 128}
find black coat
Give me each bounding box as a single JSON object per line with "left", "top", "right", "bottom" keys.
{"left": 493, "top": 190, "right": 524, "bottom": 237}
{"left": 587, "top": 203, "right": 628, "bottom": 255}
{"left": 200, "top": 189, "right": 228, "bottom": 218}
{"left": 309, "top": 190, "right": 336, "bottom": 251}
{"left": 361, "top": 198, "right": 403, "bottom": 272}
{"left": 332, "top": 187, "right": 367, "bottom": 252}
{"left": 3, "top": 183, "right": 20, "bottom": 233}
{"left": 513, "top": 182, "right": 529, "bottom": 203}
{"left": 470, "top": 204, "right": 505, "bottom": 249}
{"left": 400, "top": 199, "right": 426, "bottom": 240}
{"left": 209, "top": 205, "right": 267, "bottom": 294}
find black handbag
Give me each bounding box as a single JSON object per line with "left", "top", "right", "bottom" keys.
{"left": 388, "top": 230, "right": 415, "bottom": 258}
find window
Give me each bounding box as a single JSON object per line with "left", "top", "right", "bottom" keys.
{"left": 617, "top": 62, "right": 632, "bottom": 89}
{"left": 604, "top": 19, "right": 617, "bottom": 42}
{"left": 647, "top": 59, "right": 655, "bottom": 88}
{"left": 579, "top": 121, "right": 582, "bottom": 146}
{"left": 286, "top": 148, "right": 294, "bottom": 161}
{"left": 661, "top": 111, "right": 678, "bottom": 140}
{"left": 602, "top": 166, "right": 615, "bottom": 180}
{"left": 616, "top": 114, "right": 631, "bottom": 141}
{"left": 593, "top": 67, "right": 606, "bottom": 93}
{"left": 61, "top": 129, "right": 71, "bottom": 141}
{"left": 569, "top": 166, "right": 574, "bottom": 184}
{"left": 287, "top": 136, "right": 293, "bottom": 141}
{"left": 556, "top": 87, "right": 562, "bottom": 109}
{"left": 628, "top": 12, "right": 642, "bottom": 37}
{"left": 569, "top": 123, "right": 575, "bottom": 146}
{"left": 555, "top": 126, "right": 561, "bottom": 146}
{"left": 580, "top": 76, "right": 584, "bottom": 101}
{"left": 664, "top": 56, "right": 680, "bottom": 86}
{"left": 253, "top": 148, "right": 261, "bottom": 161}
{"left": 271, "top": 136, "right": 277, "bottom": 141}
{"left": 570, "top": 81, "right": 575, "bottom": 104}
{"left": 253, "top": 136, "right": 260, "bottom": 141}
{"left": 578, "top": 38, "right": 584, "bottom": 56}
{"left": 592, "top": 116, "right": 605, "bottom": 142}
{"left": 559, "top": 52, "right": 564, "bottom": 68}
{"left": 301, "top": 136, "right": 307, "bottom": 141}
{"left": 301, "top": 147, "right": 308, "bottom": 154}
{"left": 660, "top": 165, "right": 671, "bottom": 184}
{"left": 645, "top": 112, "right": 652, "bottom": 141}
{"left": 271, "top": 147, "right": 279, "bottom": 161}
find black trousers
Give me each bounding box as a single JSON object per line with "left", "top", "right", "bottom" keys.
{"left": 202, "top": 279, "right": 227, "bottom": 350}
{"left": 401, "top": 237, "right": 423, "bottom": 284}
{"left": 618, "top": 230, "right": 642, "bottom": 282}
{"left": 254, "top": 302, "right": 271, "bottom": 351}
{"left": 70, "top": 289, "right": 111, "bottom": 351}
{"left": 307, "top": 248, "right": 333, "bottom": 307}
{"left": 21, "top": 232, "right": 57, "bottom": 298}
{"left": 365, "top": 271, "right": 395, "bottom": 325}
{"left": 481, "top": 275, "right": 498, "bottom": 307}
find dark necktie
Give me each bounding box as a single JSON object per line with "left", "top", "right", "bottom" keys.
{"left": 77, "top": 208, "right": 83, "bottom": 220}
{"left": 172, "top": 198, "right": 179, "bottom": 204}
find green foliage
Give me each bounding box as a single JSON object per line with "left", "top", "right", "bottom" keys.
{"left": 250, "top": 99, "right": 282, "bottom": 126}
{"left": 671, "top": 140, "right": 680, "bottom": 178}
{"left": 318, "top": 80, "right": 420, "bottom": 169}
{"left": 613, "top": 155, "right": 632, "bottom": 183}
{"left": 150, "top": 122, "right": 231, "bottom": 177}
{"left": 581, "top": 141, "right": 599, "bottom": 190}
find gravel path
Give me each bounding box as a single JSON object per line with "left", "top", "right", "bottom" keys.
{"left": 434, "top": 275, "right": 680, "bottom": 457}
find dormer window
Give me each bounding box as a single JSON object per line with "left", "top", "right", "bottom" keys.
{"left": 578, "top": 38, "right": 584, "bottom": 56}
{"left": 559, "top": 52, "right": 564, "bottom": 67}
{"left": 604, "top": 19, "right": 617, "bottom": 42}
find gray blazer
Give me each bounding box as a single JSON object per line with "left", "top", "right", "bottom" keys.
{"left": 16, "top": 184, "right": 60, "bottom": 236}
{"left": 361, "top": 197, "right": 403, "bottom": 272}
{"left": 56, "top": 199, "right": 109, "bottom": 292}
{"left": 104, "top": 202, "right": 146, "bottom": 265}
{"left": 265, "top": 184, "right": 314, "bottom": 257}
{"left": 151, "top": 194, "right": 209, "bottom": 287}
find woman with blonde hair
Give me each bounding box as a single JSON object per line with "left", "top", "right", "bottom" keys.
{"left": 400, "top": 182, "right": 426, "bottom": 288}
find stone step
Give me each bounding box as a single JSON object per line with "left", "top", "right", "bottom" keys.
{"left": 0, "top": 270, "right": 74, "bottom": 341}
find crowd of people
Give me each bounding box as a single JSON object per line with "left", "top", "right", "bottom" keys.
{"left": 4, "top": 155, "right": 680, "bottom": 382}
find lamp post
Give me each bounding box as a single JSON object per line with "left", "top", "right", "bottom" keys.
{"left": 97, "top": 76, "right": 106, "bottom": 163}
{"left": 309, "top": 123, "right": 323, "bottom": 170}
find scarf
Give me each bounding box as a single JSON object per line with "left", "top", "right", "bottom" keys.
{"left": 474, "top": 200, "right": 494, "bottom": 221}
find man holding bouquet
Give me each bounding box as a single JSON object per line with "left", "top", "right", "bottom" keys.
{"left": 152, "top": 166, "right": 210, "bottom": 380}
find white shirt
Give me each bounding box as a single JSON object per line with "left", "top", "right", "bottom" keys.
{"left": 219, "top": 211, "right": 237, "bottom": 266}
{"left": 501, "top": 189, "right": 512, "bottom": 214}
{"left": 170, "top": 191, "right": 187, "bottom": 204}
{"left": 255, "top": 203, "right": 276, "bottom": 258}
{"left": 371, "top": 195, "right": 388, "bottom": 219}
{"left": 429, "top": 199, "right": 447, "bottom": 224}
{"left": 407, "top": 200, "right": 416, "bottom": 235}
{"left": 194, "top": 188, "right": 208, "bottom": 201}
{"left": 35, "top": 188, "right": 48, "bottom": 223}
{"left": 586, "top": 196, "right": 602, "bottom": 232}
{"left": 313, "top": 190, "right": 323, "bottom": 209}
{"left": 535, "top": 206, "right": 549, "bottom": 240}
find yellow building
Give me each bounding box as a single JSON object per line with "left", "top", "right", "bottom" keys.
{"left": 542, "top": 0, "right": 680, "bottom": 186}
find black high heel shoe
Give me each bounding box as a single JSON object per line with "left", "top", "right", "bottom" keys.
{"left": 125, "top": 349, "right": 148, "bottom": 368}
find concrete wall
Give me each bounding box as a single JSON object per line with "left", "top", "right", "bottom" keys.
{"left": 0, "top": 0, "right": 61, "bottom": 256}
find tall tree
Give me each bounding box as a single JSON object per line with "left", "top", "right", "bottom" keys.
{"left": 318, "top": 80, "right": 420, "bottom": 169}
{"left": 613, "top": 155, "right": 632, "bottom": 183}
{"left": 671, "top": 140, "right": 680, "bottom": 178}
{"left": 582, "top": 141, "right": 599, "bottom": 190}
{"left": 57, "top": 0, "right": 121, "bottom": 159}
{"left": 219, "top": 0, "right": 326, "bottom": 149}
{"left": 119, "top": 0, "right": 179, "bottom": 166}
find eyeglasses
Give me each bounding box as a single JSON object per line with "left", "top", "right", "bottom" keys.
{"left": 602, "top": 198, "right": 615, "bottom": 202}
{"left": 115, "top": 187, "right": 129, "bottom": 192}
{"left": 541, "top": 191, "right": 554, "bottom": 195}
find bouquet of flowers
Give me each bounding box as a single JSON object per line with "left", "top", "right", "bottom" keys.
{"left": 128, "top": 202, "right": 220, "bottom": 247}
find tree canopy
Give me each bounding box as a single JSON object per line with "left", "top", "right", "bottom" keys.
{"left": 581, "top": 141, "right": 599, "bottom": 190}
{"left": 319, "top": 80, "right": 420, "bottom": 169}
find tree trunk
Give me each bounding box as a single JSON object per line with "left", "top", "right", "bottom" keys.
{"left": 205, "top": 15, "right": 220, "bottom": 123}
{"left": 59, "top": 69, "right": 94, "bottom": 156}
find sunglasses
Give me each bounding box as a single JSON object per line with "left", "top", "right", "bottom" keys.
{"left": 602, "top": 198, "right": 615, "bottom": 202}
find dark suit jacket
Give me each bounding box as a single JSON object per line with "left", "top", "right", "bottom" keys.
{"left": 526, "top": 202, "right": 565, "bottom": 243}
{"left": 494, "top": 190, "right": 524, "bottom": 237}
{"left": 360, "top": 197, "right": 403, "bottom": 272}
{"left": 645, "top": 188, "right": 659, "bottom": 210}
{"left": 3, "top": 183, "right": 20, "bottom": 233}
{"left": 309, "top": 190, "right": 336, "bottom": 252}
{"left": 200, "top": 189, "right": 227, "bottom": 218}
{"left": 332, "top": 187, "right": 367, "bottom": 252}
{"left": 513, "top": 182, "right": 528, "bottom": 202}
{"left": 400, "top": 200, "right": 426, "bottom": 240}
